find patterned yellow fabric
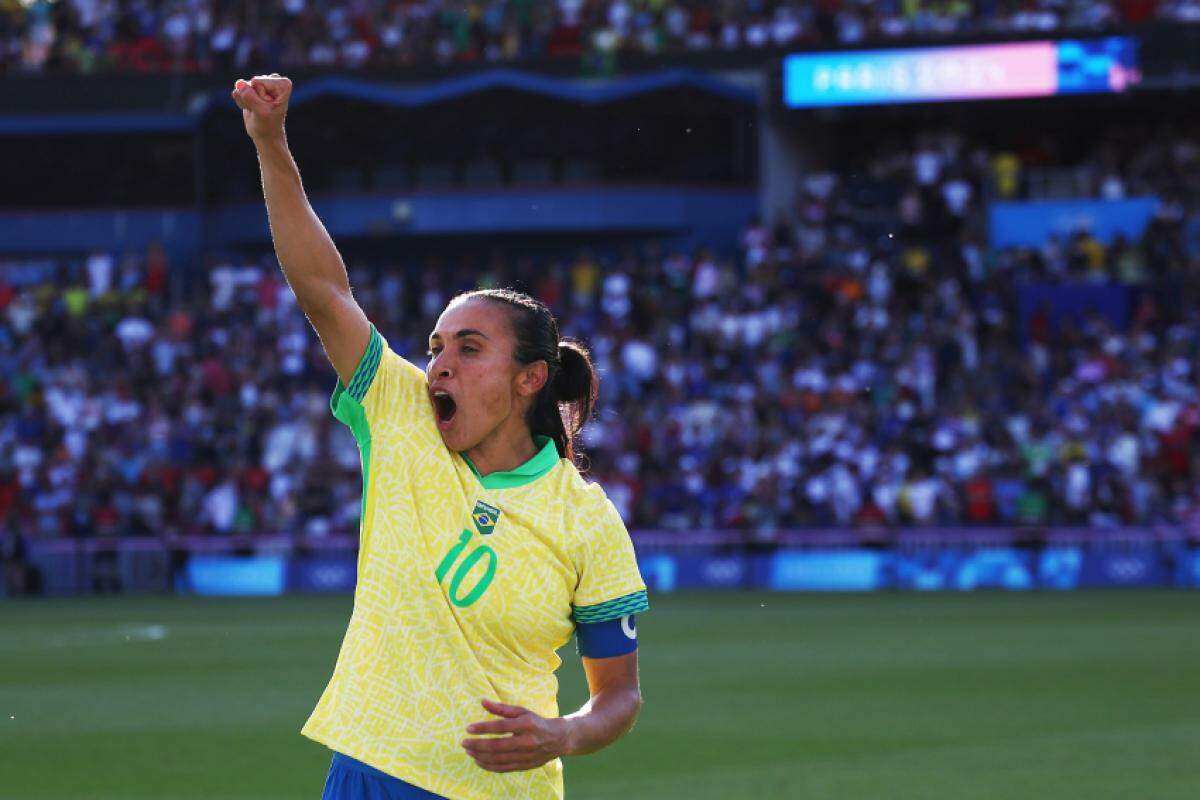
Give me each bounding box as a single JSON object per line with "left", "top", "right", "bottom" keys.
{"left": 301, "top": 326, "right": 647, "bottom": 800}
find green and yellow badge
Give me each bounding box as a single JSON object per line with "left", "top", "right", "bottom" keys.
{"left": 472, "top": 500, "right": 501, "bottom": 536}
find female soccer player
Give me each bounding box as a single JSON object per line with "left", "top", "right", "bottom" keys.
{"left": 232, "top": 75, "right": 648, "bottom": 800}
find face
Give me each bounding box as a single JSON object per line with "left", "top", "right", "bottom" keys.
{"left": 426, "top": 298, "right": 547, "bottom": 453}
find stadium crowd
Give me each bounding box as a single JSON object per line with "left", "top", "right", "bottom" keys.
{"left": 2, "top": 121, "right": 1199, "bottom": 540}
{"left": 0, "top": 0, "right": 1179, "bottom": 75}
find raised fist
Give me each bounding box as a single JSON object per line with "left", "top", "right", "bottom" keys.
{"left": 231, "top": 73, "right": 292, "bottom": 144}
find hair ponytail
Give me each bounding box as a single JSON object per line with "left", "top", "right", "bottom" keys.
{"left": 552, "top": 339, "right": 598, "bottom": 458}
{"left": 452, "top": 288, "right": 599, "bottom": 466}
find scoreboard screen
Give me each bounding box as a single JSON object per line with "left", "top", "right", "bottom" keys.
{"left": 781, "top": 37, "right": 1140, "bottom": 108}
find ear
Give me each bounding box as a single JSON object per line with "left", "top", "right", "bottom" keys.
{"left": 516, "top": 360, "right": 549, "bottom": 398}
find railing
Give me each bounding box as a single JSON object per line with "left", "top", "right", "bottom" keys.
{"left": 8, "top": 525, "right": 1198, "bottom": 597}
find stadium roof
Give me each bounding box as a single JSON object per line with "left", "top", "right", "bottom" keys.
{"left": 0, "top": 68, "right": 755, "bottom": 136}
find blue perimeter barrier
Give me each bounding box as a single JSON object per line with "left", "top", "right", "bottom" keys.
{"left": 180, "top": 546, "right": 1200, "bottom": 595}
{"left": 639, "top": 547, "right": 1195, "bottom": 592}
{"left": 15, "top": 533, "right": 1199, "bottom": 597}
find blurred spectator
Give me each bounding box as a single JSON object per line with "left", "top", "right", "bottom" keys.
{"left": 0, "top": 0, "right": 1179, "bottom": 76}
{"left": 2, "top": 123, "right": 1200, "bottom": 537}
{"left": 1, "top": 518, "right": 30, "bottom": 595}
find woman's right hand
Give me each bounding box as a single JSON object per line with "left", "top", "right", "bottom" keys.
{"left": 231, "top": 73, "right": 292, "bottom": 145}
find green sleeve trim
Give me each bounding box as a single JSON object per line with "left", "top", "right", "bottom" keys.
{"left": 346, "top": 325, "right": 383, "bottom": 403}
{"left": 329, "top": 326, "right": 378, "bottom": 527}
{"left": 329, "top": 386, "right": 372, "bottom": 527}
{"left": 573, "top": 590, "right": 649, "bottom": 624}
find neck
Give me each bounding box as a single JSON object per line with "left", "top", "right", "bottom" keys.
{"left": 464, "top": 422, "right": 540, "bottom": 477}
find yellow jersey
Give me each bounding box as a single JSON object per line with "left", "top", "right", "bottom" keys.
{"left": 301, "top": 325, "right": 648, "bottom": 800}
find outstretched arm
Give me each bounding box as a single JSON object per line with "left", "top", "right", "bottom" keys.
{"left": 232, "top": 73, "right": 370, "bottom": 386}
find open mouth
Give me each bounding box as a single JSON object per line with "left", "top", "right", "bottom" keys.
{"left": 432, "top": 391, "right": 457, "bottom": 425}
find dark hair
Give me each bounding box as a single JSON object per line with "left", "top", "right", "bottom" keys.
{"left": 452, "top": 288, "right": 598, "bottom": 464}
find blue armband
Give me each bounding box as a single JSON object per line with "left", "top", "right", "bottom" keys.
{"left": 575, "top": 615, "right": 638, "bottom": 658}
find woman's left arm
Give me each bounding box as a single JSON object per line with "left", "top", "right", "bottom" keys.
{"left": 561, "top": 650, "right": 643, "bottom": 755}
{"left": 461, "top": 651, "right": 642, "bottom": 772}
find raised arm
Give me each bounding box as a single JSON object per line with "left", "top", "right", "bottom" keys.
{"left": 232, "top": 73, "right": 370, "bottom": 387}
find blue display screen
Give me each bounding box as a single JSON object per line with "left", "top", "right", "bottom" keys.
{"left": 782, "top": 37, "right": 1140, "bottom": 108}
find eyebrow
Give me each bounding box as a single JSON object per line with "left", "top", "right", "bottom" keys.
{"left": 429, "top": 329, "right": 490, "bottom": 342}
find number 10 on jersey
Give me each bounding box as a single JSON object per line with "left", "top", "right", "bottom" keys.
{"left": 435, "top": 529, "right": 497, "bottom": 608}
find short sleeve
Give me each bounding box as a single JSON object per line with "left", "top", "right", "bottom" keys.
{"left": 571, "top": 492, "right": 648, "bottom": 624}
{"left": 330, "top": 325, "right": 430, "bottom": 440}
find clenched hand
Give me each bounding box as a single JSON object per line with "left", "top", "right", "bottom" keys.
{"left": 231, "top": 73, "right": 292, "bottom": 144}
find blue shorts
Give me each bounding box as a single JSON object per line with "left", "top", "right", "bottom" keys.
{"left": 322, "top": 753, "right": 447, "bottom": 800}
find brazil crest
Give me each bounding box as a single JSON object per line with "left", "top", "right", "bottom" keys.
{"left": 472, "top": 500, "right": 501, "bottom": 536}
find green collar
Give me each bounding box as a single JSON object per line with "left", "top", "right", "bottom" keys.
{"left": 461, "top": 435, "right": 560, "bottom": 490}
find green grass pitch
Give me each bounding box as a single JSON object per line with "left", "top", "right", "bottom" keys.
{"left": 2, "top": 591, "right": 1198, "bottom": 799}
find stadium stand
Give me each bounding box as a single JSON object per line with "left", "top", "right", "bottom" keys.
{"left": 0, "top": 0, "right": 1177, "bottom": 75}
{"left": 1, "top": 121, "right": 1197, "bottom": 540}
